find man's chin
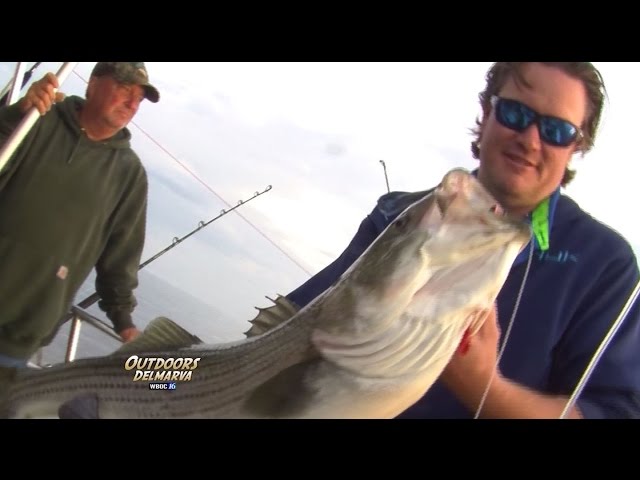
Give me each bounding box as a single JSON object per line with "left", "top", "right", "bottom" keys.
{"left": 108, "top": 120, "right": 130, "bottom": 131}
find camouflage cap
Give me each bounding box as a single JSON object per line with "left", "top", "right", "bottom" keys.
{"left": 91, "top": 62, "right": 160, "bottom": 103}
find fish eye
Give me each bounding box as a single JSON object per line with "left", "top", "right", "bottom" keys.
{"left": 394, "top": 216, "right": 408, "bottom": 230}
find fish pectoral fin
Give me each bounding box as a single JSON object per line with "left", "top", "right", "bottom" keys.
{"left": 112, "top": 316, "right": 204, "bottom": 355}
{"left": 58, "top": 393, "right": 100, "bottom": 419}
{"left": 242, "top": 359, "right": 319, "bottom": 418}
{"left": 244, "top": 294, "right": 300, "bottom": 338}
{"left": 469, "top": 306, "right": 493, "bottom": 336}
{"left": 456, "top": 308, "right": 493, "bottom": 355}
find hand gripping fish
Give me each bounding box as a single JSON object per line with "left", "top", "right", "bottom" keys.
{"left": 2, "top": 168, "right": 531, "bottom": 419}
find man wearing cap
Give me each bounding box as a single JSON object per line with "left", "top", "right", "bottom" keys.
{"left": 0, "top": 62, "right": 159, "bottom": 378}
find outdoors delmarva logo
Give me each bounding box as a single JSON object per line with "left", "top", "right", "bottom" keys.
{"left": 124, "top": 355, "right": 201, "bottom": 390}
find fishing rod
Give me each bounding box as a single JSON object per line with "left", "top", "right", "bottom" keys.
{"left": 379, "top": 159, "right": 390, "bottom": 193}
{"left": 141, "top": 184, "right": 273, "bottom": 270}
{"left": 70, "top": 184, "right": 273, "bottom": 316}
{"left": 559, "top": 277, "right": 640, "bottom": 419}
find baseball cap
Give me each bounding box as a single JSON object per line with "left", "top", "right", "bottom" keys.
{"left": 90, "top": 62, "right": 160, "bottom": 103}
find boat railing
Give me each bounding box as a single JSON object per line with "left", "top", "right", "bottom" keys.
{"left": 62, "top": 306, "right": 123, "bottom": 363}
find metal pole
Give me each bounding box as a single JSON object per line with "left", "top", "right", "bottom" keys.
{"left": 7, "top": 62, "right": 27, "bottom": 105}
{"left": 559, "top": 277, "right": 640, "bottom": 418}
{"left": 65, "top": 315, "right": 83, "bottom": 362}
{"left": 70, "top": 306, "right": 123, "bottom": 342}
{"left": 379, "top": 159, "right": 390, "bottom": 193}
{"left": 0, "top": 62, "right": 78, "bottom": 173}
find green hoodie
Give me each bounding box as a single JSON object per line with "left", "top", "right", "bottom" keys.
{"left": 0, "top": 95, "right": 148, "bottom": 360}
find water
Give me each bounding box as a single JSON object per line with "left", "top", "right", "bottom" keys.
{"left": 35, "top": 268, "right": 248, "bottom": 366}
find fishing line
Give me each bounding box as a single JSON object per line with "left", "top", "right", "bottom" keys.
{"left": 473, "top": 236, "right": 534, "bottom": 419}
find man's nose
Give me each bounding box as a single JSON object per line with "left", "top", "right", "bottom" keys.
{"left": 517, "top": 121, "right": 542, "bottom": 151}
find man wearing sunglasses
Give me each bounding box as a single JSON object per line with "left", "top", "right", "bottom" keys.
{"left": 279, "top": 62, "right": 640, "bottom": 418}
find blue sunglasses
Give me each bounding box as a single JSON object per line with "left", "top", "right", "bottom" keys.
{"left": 490, "top": 95, "right": 582, "bottom": 147}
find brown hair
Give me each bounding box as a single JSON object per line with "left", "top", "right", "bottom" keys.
{"left": 470, "top": 62, "right": 607, "bottom": 186}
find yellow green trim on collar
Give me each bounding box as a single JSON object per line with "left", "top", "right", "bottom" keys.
{"left": 531, "top": 197, "right": 550, "bottom": 252}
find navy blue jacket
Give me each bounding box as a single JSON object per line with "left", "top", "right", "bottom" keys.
{"left": 286, "top": 186, "right": 640, "bottom": 419}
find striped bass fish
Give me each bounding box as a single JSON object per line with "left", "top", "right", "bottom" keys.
{"left": 2, "top": 168, "right": 531, "bottom": 419}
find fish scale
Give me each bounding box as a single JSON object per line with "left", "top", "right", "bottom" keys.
{"left": 7, "top": 310, "right": 316, "bottom": 418}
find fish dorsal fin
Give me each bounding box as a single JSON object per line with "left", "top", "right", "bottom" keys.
{"left": 112, "top": 316, "right": 203, "bottom": 355}
{"left": 244, "top": 294, "right": 300, "bottom": 338}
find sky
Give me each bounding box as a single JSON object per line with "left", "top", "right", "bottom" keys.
{"left": 1, "top": 61, "right": 638, "bottom": 339}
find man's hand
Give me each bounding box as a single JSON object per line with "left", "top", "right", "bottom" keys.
{"left": 440, "top": 305, "right": 501, "bottom": 412}
{"left": 19, "top": 72, "right": 65, "bottom": 115}
{"left": 440, "top": 304, "right": 583, "bottom": 419}
{"left": 119, "top": 327, "right": 142, "bottom": 343}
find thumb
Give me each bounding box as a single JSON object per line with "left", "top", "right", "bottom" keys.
{"left": 54, "top": 91, "right": 65, "bottom": 103}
